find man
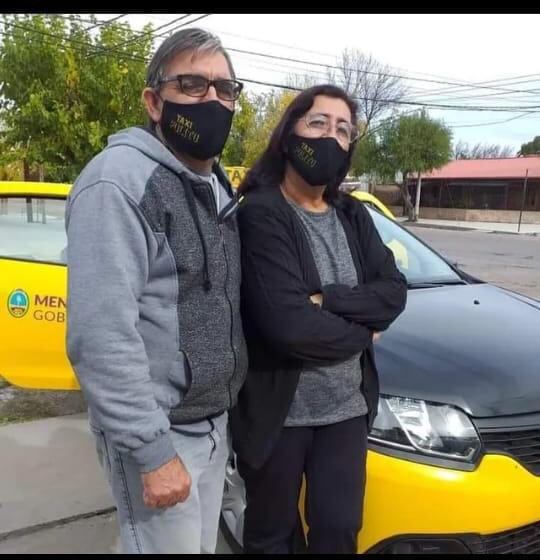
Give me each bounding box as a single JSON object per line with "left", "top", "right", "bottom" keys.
{"left": 65, "top": 28, "right": 247, "bottom": 554}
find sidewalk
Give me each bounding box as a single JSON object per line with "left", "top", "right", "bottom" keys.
{"left": 398, "top": 217, "right": 540, "bottom": 235}
{"left": 0, "top": 511, "right": 119, "bottom": 554}
{"left": 0, "top": 413, "right": 113, "bottom": 538}
{"left": 0, "top": 413, "right": 233, "bottom": 553}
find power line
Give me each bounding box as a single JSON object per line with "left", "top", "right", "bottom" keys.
{"left": 406, "top": 92, "right": 539, "bottom": 105}
{"left": 361, "top": 109, "right": 420, "bottom": 140}
{"left": 209, "top": 25, "right": 540, "bottom": 99}
{"left": 232, "top": 52, "right": 329, "bottom": 82}
{"left": 237, "top": 77, "right": 540, "bottom": 113}
{"left": 231, "top": 49, "right": 540, "bottom": 111}
{"left": 208, "top": 27, "right": 340, "bottom": 60}
{"left": 405, "top": 73, "right": 540, "bottom": 99}
{"left": 398, "top": 81, "right": 538, "bottom": 106}
{"left": 0, "top": 19, "right": 147, "bottom": 63}
{"left": 146, "top": 14, "right": 212, "bottom": 40}
{"left": 85, "top": 14, "right": 193, "bottom": 59}
{"left": 84, "top": 14, "right": 127, "bottom": 32}
{"left": 4, "top": 18, "right": 540, "bottom": 115}
{"left": 405, "top": 76, "right": 540, "bottom": 104}
{"left": 106, "top": 14, "right": 192, "bottom": 47}
{"left": 6, "top": 16, "right": 539, "bottom": 102}
{"left": 411, "top": 94, "right": 540, "bottom": 108}
{"left": 235, "top": 51, "right": 540, "bottom": 107}
{"left": 0, "top": 26, "right": 146, "bottom": 65}
{"left": 230, "top": 47, "right": 540, "bottom": 108}
{"left": 24, "top": 14, "right": 127, "bottom": 34}
{"left": 178, "top": 14, "right": 212, "bottom": 28}
{"left": 8, "top": 15, "right": 540, "bottom": 106}
{"left": 40, "top": 14, "right": 97, "bottom": 25}
{"left": 1, "top": 15, "right": 210, "bottom": 65}
{"left": 84, "top": 14, "right": 211, "bottom": 60}
{"left": 227, "top": 46, "right": 538, "bottom": 96}
{"left": 447, "top": 112, "right": 533, "bottom": 128}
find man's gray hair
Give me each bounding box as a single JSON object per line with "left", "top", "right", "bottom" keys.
{"left": 146, "top": 27, "right": 235, "bottom": 89}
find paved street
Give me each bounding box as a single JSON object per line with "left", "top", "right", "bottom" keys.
{"left": 407, "top": 226, "right": 540, "bottom": 300}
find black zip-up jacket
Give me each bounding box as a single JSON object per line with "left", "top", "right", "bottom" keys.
{"left": 230, "top": 186, "right": 407, "bottom": 469}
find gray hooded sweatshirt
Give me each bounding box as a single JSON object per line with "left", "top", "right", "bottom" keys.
{"left": 65, "top": 126, "right": 248, "bottom": 472}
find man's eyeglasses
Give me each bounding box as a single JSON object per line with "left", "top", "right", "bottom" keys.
{"left": 158, "top": 74, "right": 244, "bottom": 102}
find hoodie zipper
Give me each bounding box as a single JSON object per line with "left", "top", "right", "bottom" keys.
{"left": 206, "top": 182, "right": 236, "bottom": 411}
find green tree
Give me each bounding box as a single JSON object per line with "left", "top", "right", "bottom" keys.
{"left": 350, "top": 132, "right": 380, "bottom": 179}
{"left": 356, "top": 110, "right": 452, "bottom": 221}
{"left": 0, "top": 14, "right": 153, "bottom": 182}
{"left": 389, "top": 110, "right": 452, "bottom": 221}
{"left": 519, "top": 135, "right": 540, "bottom": 156}
{"left": 242, "top": 89, "right": 296, "bottom": 166}
{"left": 221, "top": 92, "right": 257, "bottom": 166}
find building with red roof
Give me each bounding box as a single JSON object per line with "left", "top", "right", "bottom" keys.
{"left": 402, "top": 156, "right": 540, "bottom": 223}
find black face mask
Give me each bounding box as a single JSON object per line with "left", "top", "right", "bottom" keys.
{"left": 159, "top": 99, "right": 234, "bottom": 160}
{"left": 286, "top": 134, "right": 349, "bottom": 187}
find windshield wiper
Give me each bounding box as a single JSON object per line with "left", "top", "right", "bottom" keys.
{"left": 407, "top": 279, "right": 467, "bottom": 289}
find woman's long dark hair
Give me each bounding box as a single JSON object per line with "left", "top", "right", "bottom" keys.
{"left": 238, "top": 84, "right": 358, "bottom": 202}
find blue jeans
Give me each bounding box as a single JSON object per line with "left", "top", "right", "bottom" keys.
{"left": 91, "top": 412, "right": 229, "bottom": 554}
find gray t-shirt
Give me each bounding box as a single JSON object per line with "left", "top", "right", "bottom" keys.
{"left": 193, "top": 171, "right": 231, "bottom": 213}
{"left": 285, "top": 200, "right": 368, "bottom": 427}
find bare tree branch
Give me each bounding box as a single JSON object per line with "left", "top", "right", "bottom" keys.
{"left": 328, "top": 48, "right": 407, "bottom": 132}
{"left": 454, "top": 141, "right": 515, "bottom": 159}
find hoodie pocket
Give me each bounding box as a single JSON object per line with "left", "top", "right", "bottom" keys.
{"left": 166, "top": 350, "right": 193, "bottom": 409}
{"left": 152, "top": 351, "right": 193, "bottom": 411}
{"left": 89, "top": 425, "right": 112, "bottom": 479}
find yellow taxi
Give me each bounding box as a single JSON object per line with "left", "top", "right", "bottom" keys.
{"left": 348, "top": 190, "right": 410, "bottom": 270}
{"left": 349, "top": 189, "right": 395, "bottom": 220}
{"left": 2, "top": 180, "right": 540, "bottom": 555}
{"left": 0, "top": 181, "right": 76, "bottom": 390}
{"left": 223, "top": 166, "right": 247, "bottom": 189}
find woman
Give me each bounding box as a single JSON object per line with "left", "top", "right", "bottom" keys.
{"left": 230, "top": 84, "right": 407, "bottom": 554}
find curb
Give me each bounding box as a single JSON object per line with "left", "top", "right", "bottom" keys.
{"left": 0, "top": 507, "right": 116, "bottom": 543}
{"left": 403, "top": 222, "right": 538, "bottom": 236}
{"left": 402, "top": 222, "right": 476, "bottom": 232}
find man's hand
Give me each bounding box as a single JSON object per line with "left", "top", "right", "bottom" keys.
{"left": 141, "top": 455, "right": 191, "bottom": 509}
{"left": 372, "top": 331, "right": 382, "bottom": 343}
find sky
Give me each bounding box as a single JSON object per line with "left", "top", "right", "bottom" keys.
{"left": 100, "top": 13, "right": 540, "bottom": 154}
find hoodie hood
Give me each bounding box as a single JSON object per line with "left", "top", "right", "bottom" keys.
{"left": 105, "top": 126, "right": 236, "bottom": 292}
{"left": 106, "top": 126, "right": 219, "bottom": 187}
